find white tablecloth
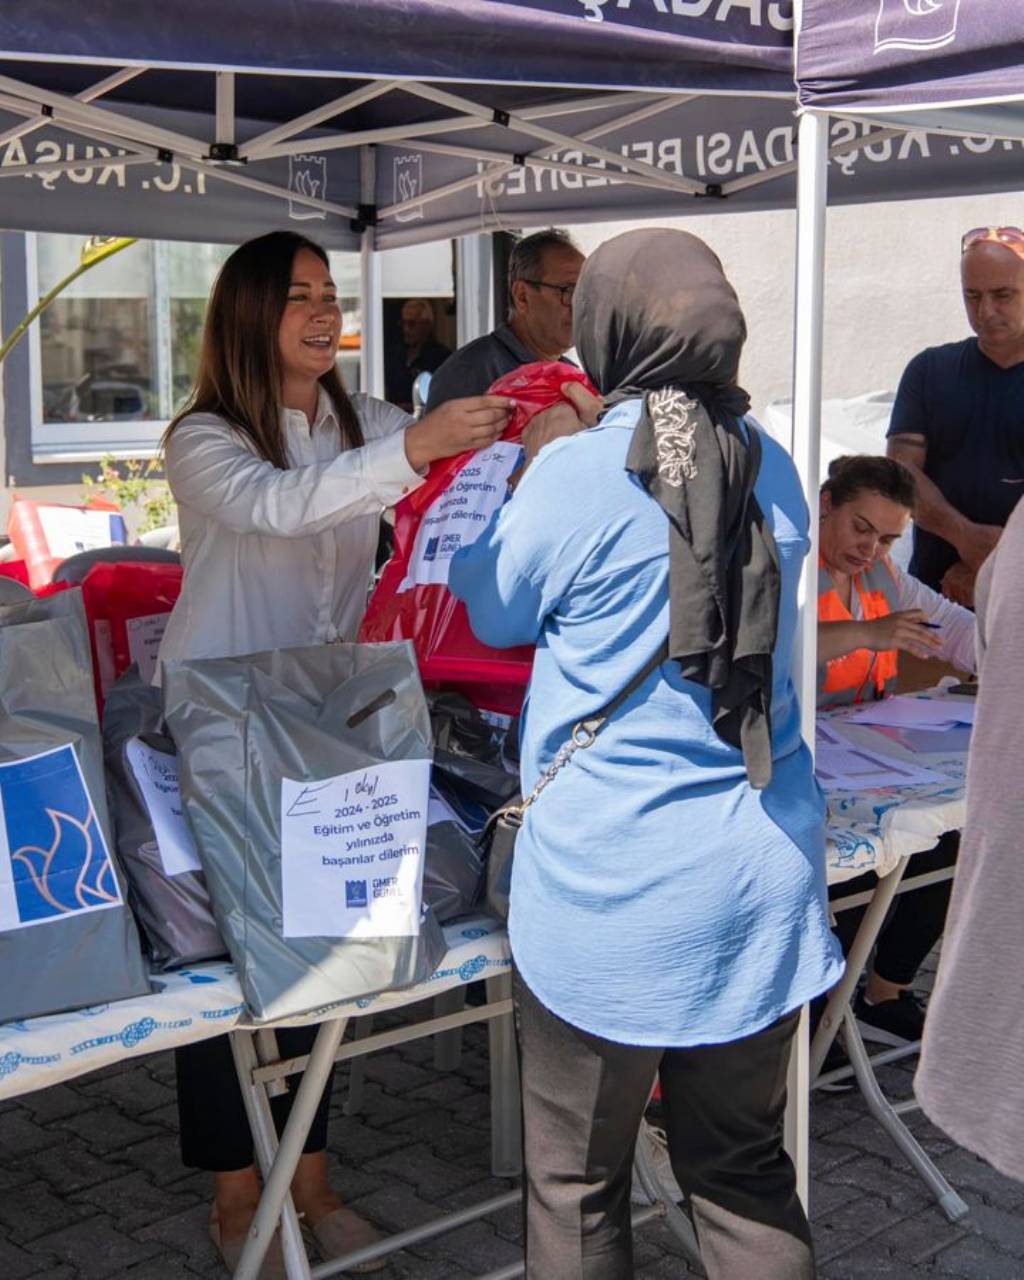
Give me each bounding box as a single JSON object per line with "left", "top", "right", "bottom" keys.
{"left": 0, "top": 914, "right": 510, "bottom": 1102}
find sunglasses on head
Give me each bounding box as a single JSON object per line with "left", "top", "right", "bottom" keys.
{"left": 961, "top": 226, "right": 1024, "bottom": 255}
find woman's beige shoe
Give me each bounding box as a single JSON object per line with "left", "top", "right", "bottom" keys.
{"left": 209, "top": 1207, "right": 288, "bottom": 1280}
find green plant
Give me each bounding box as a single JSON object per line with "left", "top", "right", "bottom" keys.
{"left": 81, "top": 455, "right": 176, "bottom": 536}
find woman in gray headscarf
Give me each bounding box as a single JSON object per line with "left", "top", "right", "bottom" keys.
{"left": 451, "top": 229, "right": 841, "bottom": 1279}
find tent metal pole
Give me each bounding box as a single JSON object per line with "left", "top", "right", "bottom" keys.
{"left": 178, "top": 155, "right": 359, "bottom": 219}
{"left": 398, "top": 80, "right": 706, "bottom": 196}
{"left": 379, "top": 95, "right": 690, "bottom": 222}
{"left": 382, "top": 144, "right": 690, "bottom": 218}
{"left": 785, "top": 107, "right": 830, "bottom": 1214}
{"left": 720, "top": 126, "right": 905, "bottom": 197}
{"left": 0, "top": 94, "right": 358, "bottom": 222}
{"left": 359, "top": 147, "right": 384, "bottom": 398}
{"left": 407, "top": 93, "right": 688, "bottom": 172}
{"left": 791, "top": 109, "right": 828, "bottom": 752}
{"left": 242, "top": 80, "right": 403, "bottom": 159}
{"left": 0, "top": 66, "right": 144, "bottom": 150}
{"left": 0, "top": 153, "right": 154, "bottom": 181}
{"left": 516, "top": 90, "right": 667, "bottom": 120}
{"left": 252, "top": 115, "right": 490, "bottom": 162}
{"left": 0, "top": 111, "right": 168, "bottom": 163}
{"left": 244, "top": 90, "right": 660, "bottom": 165}
{"left": 215, "top": 71, "right": 235, "bottom": 147}
{"left": 0, "top": 71, "right": 206, "bottom": 156}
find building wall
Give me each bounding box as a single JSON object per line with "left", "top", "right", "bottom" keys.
{"left": 570, "top": 190, "right": 1024, "bottom": 420}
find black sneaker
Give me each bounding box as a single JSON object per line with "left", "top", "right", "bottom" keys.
{"left": 854, "top": 990, "right": 926, "bottom": 1047}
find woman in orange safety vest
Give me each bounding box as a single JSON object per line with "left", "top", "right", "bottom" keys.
{"left": 816, "top": 454, "right": 978, "bottom": 1049}
{"left": 818, "top": 455, "right": 975, "bottom": 707}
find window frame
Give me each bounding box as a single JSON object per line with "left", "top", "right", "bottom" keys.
{"left": 2, "top": 231, "right": 167, "bottom": 486}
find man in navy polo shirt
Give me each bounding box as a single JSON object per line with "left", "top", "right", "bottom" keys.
{"left": 887, "top": 227, "right": 1024, "bottom": 605}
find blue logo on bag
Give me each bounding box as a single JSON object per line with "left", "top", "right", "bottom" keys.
{"left": 2, "top": 746, "right": 119, "bottom": 924}
{"left": 423, "top": 536, "right": 440, "bottom": 563}
{"left": 345, "top": 879, "right": 368, "bottom": 909}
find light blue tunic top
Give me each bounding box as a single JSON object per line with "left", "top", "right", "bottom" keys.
{"left": 449, "top": 400, "right": 843, "bottom": 1047}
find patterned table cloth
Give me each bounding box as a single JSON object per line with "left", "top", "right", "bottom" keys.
{"left": 823, "top": 693, "right": 969, "bottom": 884}
{"left": 0, "top": 914, "right": 510, "bottom": 1101}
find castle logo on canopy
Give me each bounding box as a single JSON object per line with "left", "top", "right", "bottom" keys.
{"left": 875, "top": 0, "right": 962, "bottom": 53}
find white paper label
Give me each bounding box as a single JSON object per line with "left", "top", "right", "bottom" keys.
{"left": 400, "top": 442, "right": 523, "bottom": 590}
{"left": 280, "top": 758, "right": 431, "bottom": 939}
{"left": 126, "top": 612, "right": 170, "bottom": 686}
{"left": 0, "top": 745, "right": 122, "bottom": 933}
{"left": 125, "top": 738, "right": 201, "bottom": 877}
{"left": 36, "top": 507, "right": 124, "bottom": 560}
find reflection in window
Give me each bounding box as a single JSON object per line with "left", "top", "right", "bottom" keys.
{"left": 36, "top": 236, "right": 232, "bottom": 427}
{"left": 31, "top": 237, "right": 387, "bottom": 433}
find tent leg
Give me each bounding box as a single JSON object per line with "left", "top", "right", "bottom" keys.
{"left": 792, "top": 108, "right": 829, "bottom": 745}
{"left": 783, "top": 1003, "right": 810, "bottom": 1209}
{"left": 359, "top": 145, "right": 384, "bottom": 399}
{"left": 788, "top": 107, "right": 830, "bottom": 1214}
{"left": 486, "top": 971, "right": 522, "bottom": 1178}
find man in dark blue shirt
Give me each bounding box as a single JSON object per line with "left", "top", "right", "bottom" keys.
{"left": 887, "top": 231, "right": 1024, "bottom": 603}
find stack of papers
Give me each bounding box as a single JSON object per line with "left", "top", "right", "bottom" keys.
{"left": 846, "top": 696, "right": 975, "bottom": 732}
{"left": 815, "top": 721, "right": 953, "bottom": 792}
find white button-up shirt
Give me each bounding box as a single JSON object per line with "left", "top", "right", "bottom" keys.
{"left": 157, "top": 390, "right": 420, "bottom": 673}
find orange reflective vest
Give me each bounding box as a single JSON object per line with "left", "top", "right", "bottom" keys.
{"left": 817, "top": 556, "right": 901, "bottom": 707}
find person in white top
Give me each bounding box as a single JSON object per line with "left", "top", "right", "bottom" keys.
{"left": 158, "top": 230, "right": 510, "bottom": 1278}
{"left": 816, "top": 454, "right": 975, "bottom": 1053}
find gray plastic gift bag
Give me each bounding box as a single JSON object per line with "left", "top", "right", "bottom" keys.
{"left": 102, "top": 666, "right": 226, "bottom": 971}
{"left": 162, "top": 641, "right": 447, "bottom": 1023}
{"left": 0, "top": 589, "right": 150, "bottom": 1023}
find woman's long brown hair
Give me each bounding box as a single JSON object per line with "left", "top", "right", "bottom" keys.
{"left": 163, "top": 231, "right": 363, "bottom": 469}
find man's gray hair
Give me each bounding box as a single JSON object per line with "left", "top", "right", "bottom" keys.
{"left": 507, "top": 228, "right": 580, "bottom": 300}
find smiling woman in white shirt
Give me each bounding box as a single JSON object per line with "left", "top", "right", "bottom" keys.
{"left": 158, "top": 230, "right": 510, "bottom": 1279}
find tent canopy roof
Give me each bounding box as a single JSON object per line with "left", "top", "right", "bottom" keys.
{"left": 797, "top": 1, "right": 1024, "bottom": 138}
{"left": 2, "top": 0, "right": 1024, "bottom": 253}
{"left": 1, "top": 0, "right": 794, "bottom": 96}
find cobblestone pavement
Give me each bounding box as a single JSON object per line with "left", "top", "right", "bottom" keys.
{"left": 2, "top": 995, "right": 1022, "bottom": 1279}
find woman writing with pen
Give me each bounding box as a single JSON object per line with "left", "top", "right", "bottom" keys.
{"left": 817, "top": 454, "right": 975, "bottom": 704}
{"left": 816, "top": 454, "right": 976, "bottom": 1047}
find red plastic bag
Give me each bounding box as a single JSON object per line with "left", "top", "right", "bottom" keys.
{"left": 0, "top": 560, "right": 31, "bottom": 589}
{"left": 360, "top": 362, "right": 598, "bottom": 713}
{"left": 33, "top": 563, "right": 183, "bottom": 714}
{"left": 80, "top": 561, "right": 183, "bottom": 710}
{"left": 7, "top": 495, "right": 127, "bottom": 591}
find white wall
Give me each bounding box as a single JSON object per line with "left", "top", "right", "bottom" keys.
{"left": 4, "top": 190, "right": 1023, "bottom": 523}
{"left": 569, "top": 190, "right": 1024, "bottom": 421}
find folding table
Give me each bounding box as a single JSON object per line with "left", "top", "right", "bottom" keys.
{"left": 814, "top": 690, "right": 972, "bottom": 1222}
